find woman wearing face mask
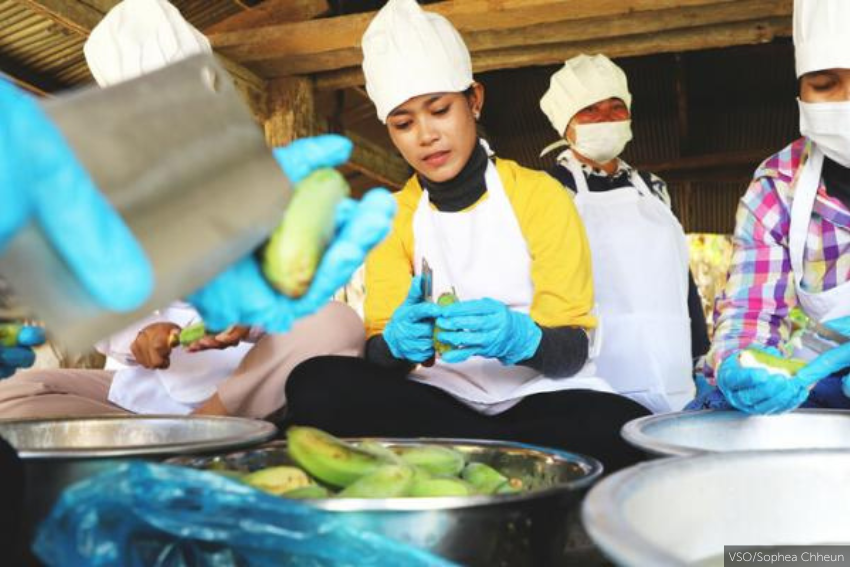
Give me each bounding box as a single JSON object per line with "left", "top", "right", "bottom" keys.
{"left": 694, "top": 0, "right": 850, "bottom": 414}
{"left": 283, "top": 0, "right": 649, "bottom": 473}
{"left": 539, "top": 55, "right": 709, "bottom": 414}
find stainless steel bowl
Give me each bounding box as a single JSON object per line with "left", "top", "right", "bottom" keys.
{"left": 0, "top": 414, "right": 276, "bottom": 540}
{"left": 167, "top": 437, "right": 603, "bottom": 567}
{"left": 582, "top": 450, "right": 850, "bottom": 567}
{"left": 622, "top": 409, "right": 850, "bottom": 457}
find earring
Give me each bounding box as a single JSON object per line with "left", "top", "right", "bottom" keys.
{"left": 474, "top": 111, "right": 481, "bottom": 120}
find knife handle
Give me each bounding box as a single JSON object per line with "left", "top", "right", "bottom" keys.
{"left": 422, "top": 356, "right": 435, "bottom": 367}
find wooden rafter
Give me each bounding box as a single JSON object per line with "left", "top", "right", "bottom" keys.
{"left": 205, "top": 0, "right": 330, "bottom": 34}
{"left": 12, "top": 0, "right": 267, "bottom": 110}
{"left": 207, "top": 0, "right": 792, "bottom": 88}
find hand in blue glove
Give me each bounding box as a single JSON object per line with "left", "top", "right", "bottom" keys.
{"left": 0, "top": 79, "right": 152, "bottom": 311}
{"left": 0, "top": 326, "right": 46, "bottom": 378}
{"left": 188, "top": 135, "right": 396, "bottom": 333}
{"left": 795, "top": 341, "right": 850, "bottom": 399}
{"left": 435, "top": 298, "right": 542, "bottom": 365}
{"left": 823, "top": 315, "right": 850, "bottom": 338}
{"left": 716, "top": 347, "right": 810, "bottom": 414}
{"left": 382, "top": 276, "right": 441, "bottom": 363}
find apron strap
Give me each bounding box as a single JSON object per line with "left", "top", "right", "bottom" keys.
{"left": 789, "top": 143, "right": 824, "bottom": 290}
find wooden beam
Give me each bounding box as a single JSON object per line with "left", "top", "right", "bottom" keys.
{"left": 264, "top": 76, "right": 315, "bottom": 147}
{"left": 204, "top": 0, "right": 330, "bottom": 34}
{"left": 0, "top": 53, "right": 71, "bottom": 94}
{"left": 315, "top": 16, "right": 791, "bottom": 90}
{"left": 636, "top": 148, "right": 775, "bottom": 177}
{"left": 210, "top": 0, "right": 790, "bottom": 77}
{"left": 13, "top": 0, "right": 267, "bottom": 115}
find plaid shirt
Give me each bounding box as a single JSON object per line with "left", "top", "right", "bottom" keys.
{"left": 705, "top": 138, "right": 850, "bottom": 382}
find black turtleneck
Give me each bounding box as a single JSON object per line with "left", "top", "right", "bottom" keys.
{"left": 365, "top": 141, "right": 591, "bottom": 379}
{"left": 418, "top": 141, "right": 489, "bottom": 212}
{"left": 823, "top": 156, "right": 850, "bottom": 212}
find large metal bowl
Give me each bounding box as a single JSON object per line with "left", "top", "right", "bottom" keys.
{"left": 622, "top": 409, "right": 850, "bottom": 457}
{"left": 167, "top": 437, "right": 603, "bottom": 567}
{"left": 583, "top": 450, "right": 850, "bottom": 566}
{"left": 0, "top": 414, "right": 276, "bottom": 542}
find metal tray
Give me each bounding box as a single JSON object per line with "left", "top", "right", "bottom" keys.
{"left": 168, "top": 437, "right": 603, "bottom": 567}
{"left": 583, "top": 449, "right": 850, "bottom": 566}
{"left": 622, "top": 409, "right": 850, "bottom": 457}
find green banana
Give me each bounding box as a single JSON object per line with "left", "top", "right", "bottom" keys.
{"left": 0, "top": 323, "right": 21, "bottom": 347}
{"left": 281, "top": 484, "right": 331, "bottom": 499}
{"left": 495, "top": 477, "right": 524, "bottom": 494}
{"left": 286, "top": 426, "right": 390, "bottom": 488}
{"left": 409, "top": 477, "right": 474, "bottom": 497}
{"left": 739, "top": 347, "right": 807, "bottom": 377}
{"left": 242, "top": 465, "right": 312, "bottom": 495}
{"left": 396, "top": 445, "right": 466, "bottom": 476}
{"left": 338, "top": 464, "right": 415, "bottom": 498}
{"left": 434, "top": 291, "right": 459, "bottom": 355}
{"left": 357, "top": 440, "right": 403, "bottom": 463}
{"left": 461, "top": 462, "right": 509, "bottom": 495}
{"left": 262, "top": 168, "right": 350, "bottom": 298}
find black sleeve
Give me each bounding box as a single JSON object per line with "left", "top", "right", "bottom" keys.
{"left": 546, "top": 164, "right": 577, "bottom": 191}
{"left": 688, "top": 270, "right": 710, "bottom": 361}
{"left": 365, "top": 334, "right": 415, "bottom": 374}
{"left": 519, "top": 326, "right": 589, "bottom": 377}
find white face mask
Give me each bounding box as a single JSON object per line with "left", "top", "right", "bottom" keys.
{"left": 799, "top": 99, "right": 850, "bottom": 168}
{"left": 570, "top": 120, "right": 633, "bottom": 164}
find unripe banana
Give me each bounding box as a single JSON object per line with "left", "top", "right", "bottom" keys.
{"left": 287, "top": 426, "right": 390, "bottom": 488}
{"left": 357, "top": 440, "right": 403, "bottom": 463}
{"left": 281, "top": 484, "right": 331, "bottom": 499}
{"left": 409, "top": 477, "right": 474, "bottom": 497}
{"left": 242, "top": 465, "right": 311, "bottom": 495}
{"left": 461, "top": 462, "right": 509, "bottom": 495}
{"left": 0, "top": 323, "right": 21, "bottom": 347}
{"left": 338, "top": 464, "right": 415, "bottom": 498}
{"left": 739, "top": 347, "right": 807, "bottom": 377}
{"left": 262, "top": 168, "right": 350, "bottom": 298}
{"left": 396, "top": 445, "right": 466, "bottom": 476}
{"left": 434, "top": 292, "right": 458, "bottom": 355}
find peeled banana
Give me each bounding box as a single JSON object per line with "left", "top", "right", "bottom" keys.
{"left": 281, "top": 484, "right": 331, "bottom": 499}
{"left": 338, "top": 464, "right": 415, "bottom": 498}
{"left": 262, "top": 168, "right": 350, "bottom": 298}
{"left": 462, "top": 462, "right": 509, "bottom": 495}
{"left": 287, "top": 426, "right": 390, "bottom": 488}
{"left": 739, "top": 347, "right": 807, "bottom": 377}
{"left": 409, "top": 477, "right": 474, "bottom": 497}
{"left": 434, "top": 291, "right": 459, "bottom": 355}
{"left": 396, "top": 445, "right": 466, "bottom": 477}
{"left": 242, "top": 465, "right": 312, "bottom": 495}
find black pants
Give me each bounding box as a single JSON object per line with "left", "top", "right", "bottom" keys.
{"left": 282, "top": 356, "right": 651, "bottom": 474}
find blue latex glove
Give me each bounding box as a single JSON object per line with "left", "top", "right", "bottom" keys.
{"left": 0, "top": 326, "right": 46, "bottom": 378}
{"left": 188, "top": 135, "right": 397, "bottom": 333}
{"left": 436, "top": 298, "right": 542, "bottom": 365}
{"left": 383, "top": 276, "right": 441, "bottom": 363}
{"left": 716, "top": 347, "right": 810, "bottom": 414}
{"left": 796, "top": 341, "right": 850, "bottom": 399}
{"left": 0, "top": 79, "right": 153, "bottom": 311}
{"left": 823, "top": 315, "right": 850, "bottom": 337}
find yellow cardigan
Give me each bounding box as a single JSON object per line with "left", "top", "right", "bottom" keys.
{"left": 364, "top": 157, "right": 596, "bottom": 338}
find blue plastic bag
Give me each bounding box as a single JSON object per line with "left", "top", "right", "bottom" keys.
{"left": 34, "top": 462, "right": 456, "bottom": 567}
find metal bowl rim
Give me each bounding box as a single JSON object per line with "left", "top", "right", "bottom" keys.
{"left": 582, "top": 448, "right": 850, "bottom": 567}
{"left": 0, "top": 414, "right": 277, "bottom": 459}
{"left": 167, "top": 436, "right": 604, "bottom": 511}
{"left": 621, "top": 408, "right": 850, "bottom": 458}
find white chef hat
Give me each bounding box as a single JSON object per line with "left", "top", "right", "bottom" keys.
{"left": 362, "top": 0, "right": 473, "bottom": 123}
{"left": 793, "top": 0, "right": 850, "bottom": 78}
{"left": 540, "top": 54, "right": 632, "bottom": 137}
{"left": 84, "top": 0, "right": 211, "bottom": 87}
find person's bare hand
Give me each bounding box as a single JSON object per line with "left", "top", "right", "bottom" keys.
{"left": 130, "top": 322, "right": 180, "bottom": 369}
{"left": 186, "top": 325, "right": 250, "bottom": 353}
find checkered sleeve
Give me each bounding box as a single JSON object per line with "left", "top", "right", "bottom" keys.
{"left": 704, "top": 173, "right": 797, "bottom": 383}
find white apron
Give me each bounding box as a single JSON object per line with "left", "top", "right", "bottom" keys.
{"left": 788, "top": 144, "right": 850, "bottom": 352}
{"left": 410, "top": 154, "right": 613, "bottom": 415}
{"left": 559, "top": 150, "right": 693, "bottom": 413}
{"left": 103, "top": 301, "right": 253, "bottom": 414}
